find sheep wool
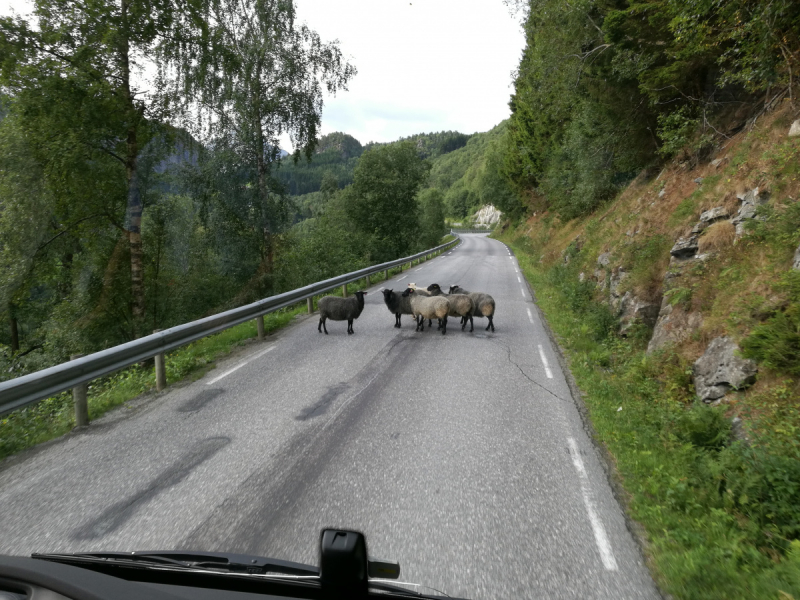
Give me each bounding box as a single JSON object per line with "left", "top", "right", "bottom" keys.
{"left": 448, "top": 285, "right": 496, "bottom": 332}
{"left": 403, "top": 288, "right": 450, "bottom": 335}
{"left": 381, "top": 289, "right": 414, "bottom": 328}
{"left": 318, "top": 291, "right": 367, "bottom": 335}
{"left": 426, "top": 284, "right": 475, "bottom": 331}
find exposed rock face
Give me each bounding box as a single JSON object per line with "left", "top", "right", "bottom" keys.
{"left": 597, "top": 252, "right": 612, "bottom": 267}
{"left": 619, "top": 294, "right": 661, "bottom": 336}
{"left": 733, "top": 188, "right": 770, "bottom": 237}
{"left": 670, "top": 235, "right": 700, "bottom": 259}
{"left": 609, "top": 267, "right": 628, "bottom": 312}
{"left": 693, "top": 337, "right": 758, "bottom": 402}
{"left": 647, "top": 299, "right": 703, "bottom": 353}
{"left": 472, "top": 204, "right": 502, "bottom": 226}
{"left": 691, "top": 206, "right": 730, "bottom": 233}
{"left": 793, "top": 245, "right": 800, "bottom": 270}
{"left": 789, "top": 120, "right": 800, "bottom": 137}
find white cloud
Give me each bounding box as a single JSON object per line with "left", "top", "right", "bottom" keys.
{"left": 290, "top": 0, "right": 525, "bottom": 148}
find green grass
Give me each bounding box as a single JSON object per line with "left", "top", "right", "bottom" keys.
{"left": 0, "top": 304, "right": 306, "bottom": 463}
{"left": 500, "top": 229, "right": 800, "bottom": 600}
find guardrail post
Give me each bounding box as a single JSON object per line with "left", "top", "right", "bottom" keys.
{"left": 384, "top": 269, "right": 388, "bottom": 280}
{"left": 307, "top": 297, "right": 313, "bottom": 314}
{"left": 153, "top": 330, "right": 167, "bottom": 392}
{"left": 365, "top": 274, "right": 369, "bottom": 286}
{"left": 256, "top": 316, "right": 265, "bottom": 340}
{"left": 342, "top": 283, "right": 348, "bottom": 297}
{"left": 70, "top": 354, "right": 89, "bottom": 427}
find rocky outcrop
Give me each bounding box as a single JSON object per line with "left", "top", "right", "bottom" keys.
{"left": 691, "top": 206, "right": 730, "bottom": 234}
{"left": 619, "top": 294, "right": 661, "bottom": 336}
{"left": 732, "top": 188, "right": 770, "bottom": 237}
{"left": 670, "top": 235, "right": 699, "bottom": 259}
{"left": 606, "top": 264, "right": 660, "bottom": 334}
{"left": 647, "top": 299, "right": 703, "bottom": 353}
{"left": 793, "top": 245, "right": 800, "bottom": 270}
{"left": 609, "top": 267, "right": 628, "bottom": 312}
{"left": 472, "top": 204, "right": 502, "bottom": 226}
{"left": 693, "top": 337, "right": 758, "bottom": 402}
{"left": 789, "top": 120, "right": 800, "bottom": 137}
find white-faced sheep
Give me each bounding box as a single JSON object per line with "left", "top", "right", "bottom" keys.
{"left": 426, "top": 283, "right": 475, "bottom": 331}
{"left": 317, "top": 291, "right": 368, "bottom": 335}
{"left": 448, "top": 285, "right": 496, "bottom": 331}
{"left": 408, "top": 283, "right": 433, "bottom": 327}
{"left": 381, "top": 288, "right": 414, "bottom": 328}
{"left": 402, "top": 288, "right": 450, "bottom": 334}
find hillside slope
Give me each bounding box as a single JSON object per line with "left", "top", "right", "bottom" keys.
{"left": 498, "top": 106, "right": 800, "bottom": 599}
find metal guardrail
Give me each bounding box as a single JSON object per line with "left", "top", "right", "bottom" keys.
{"left": 450, "top": 228, "right": 494, "bottom": 234}
{"left": 0, "top": 236, "right": 460, "bottom": 417}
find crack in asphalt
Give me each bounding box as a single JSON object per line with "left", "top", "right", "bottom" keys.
{"left": 489, "top": 338, "right": 570, "bottom": 404}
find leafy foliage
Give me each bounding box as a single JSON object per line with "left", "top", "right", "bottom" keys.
{"left": 344, "top": 141, "right": 430, "bottom": 262}
{"left": 504, "top": 0, "right": 800, "bottom": 219}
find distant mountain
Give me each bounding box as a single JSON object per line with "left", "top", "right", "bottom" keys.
{"left": 276, "top": 130, "right": 473, "bottom": 198}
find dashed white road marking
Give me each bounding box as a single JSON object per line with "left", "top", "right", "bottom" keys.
{"left": 537, "top": 344, "right": 553, "bottom": 379}
{"left": 520, "top": 286, "right": 526, "bottom": 298}
{"left": 567, "top": 438, "right": 619, "bottom": 571}
{"left": 397, "top": 276, "right": 407, "bottom": 281}
{"left": 517, "top": 276, "right": 522, "bottom": 283}
{"left": 207, "top": 345, "right": 276, "bottom": 385}
{"left": 526, "top": 308, "right": 534, "bottom": 324}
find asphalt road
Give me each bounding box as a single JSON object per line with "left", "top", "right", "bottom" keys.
{"left": 0, "top": 234, "right": 660, "bottom": 599}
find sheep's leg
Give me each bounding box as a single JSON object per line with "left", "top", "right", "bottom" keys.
{"left": 320, "top": 317, "right": 328, "bottom": 334}
{"left": 318, "top": 317, "right": 324, "bottom": 333}
{"left": 486, "top": 315, "right": 494, "bottom": 332}
{"left": 417, "top": 315, "right": 424, "bottom": 331}
{"left": 428, "top": 319, "right": 432, "bottom": 328}
{"left": 348, "top": 319, "right": 354, "bottom": 334}
{"left": 469, "top": 315, "right": 474, "bottom": 332}
{"left": 395, "top": 313, "right": 401, "bottom": 328}
{"left": 441, "top": 315, "right": 447, "bottom": 335}
{"left": 461, "top": 314, "right": 466, "bottom": 330}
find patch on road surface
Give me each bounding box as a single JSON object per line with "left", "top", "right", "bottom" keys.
{"left": 72, "top": 437, "right": 230, "bottom": 540}
{"left": 296, "top": 383, "right": 350, "bottom": 421}
{"left": 178, "top": 389, "right": 225, "bottom": 412}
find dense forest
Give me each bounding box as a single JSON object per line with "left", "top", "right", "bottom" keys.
{"left": 500, "top": 0, "right": 800, "bottom": 219}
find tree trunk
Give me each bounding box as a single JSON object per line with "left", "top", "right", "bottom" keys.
{"left": 121, "top": 0, "right": 145, "bottom": 337}
{"left": 9, "top": 303, "right": 19, "bottom": 353}
{"left": 256, "top": 138, "right": 274, "bottom": 276}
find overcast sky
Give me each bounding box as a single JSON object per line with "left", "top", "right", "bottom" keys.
{"left": 0, "top": 0, "right": 525, "bottom": 150}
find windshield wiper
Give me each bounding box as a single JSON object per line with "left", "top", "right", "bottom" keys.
{"left": 33, "top": 550, "right": 319, "bottom": 577}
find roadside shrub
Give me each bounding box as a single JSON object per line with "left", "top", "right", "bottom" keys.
{"left": 718, "top": 442, "right": 800, "bottom": 551}
{"left": 741, "top": 272, "right": 800, "bottom": 376}
{"left": 675, "top": 403, "right": 731, "bottom": 451}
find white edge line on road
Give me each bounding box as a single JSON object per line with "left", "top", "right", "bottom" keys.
{"left": 207, "top": 345, "right": 276, "bottom": 385}
{"left": 520, "top": 286, "right": 526, "bottom": 298}
{"left": 527, "top": 308, "right": 534, "bottom": 324}
{"left": 567, "top": 437, "right": 619, "bottom": 571}
{"left": 537, "top": 344, "right": 554, "bottom": 379}
{"left": 397, "top": 275, "right": 407, "bottom": 281}
{"left": 517, "top": 276, "right": 522, "bottom": 283}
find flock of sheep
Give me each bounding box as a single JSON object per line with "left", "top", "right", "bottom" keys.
{"left": 316, "top": 283, "right": 496, "bottom": 335}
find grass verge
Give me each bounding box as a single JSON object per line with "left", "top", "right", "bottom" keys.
{"left": 500, "top": 231, "right": 800, "bottom": 600}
